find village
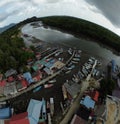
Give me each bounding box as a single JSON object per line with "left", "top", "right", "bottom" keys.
{"left": 0, "top": 32, "right": 120, "bottom": 124}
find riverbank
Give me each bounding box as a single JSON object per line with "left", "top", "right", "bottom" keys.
{"left": 41, "top": 16, "right": 120, "bottom": 53}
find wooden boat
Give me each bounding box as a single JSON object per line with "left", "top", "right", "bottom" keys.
{"left": 33, "top": 86, "right": 42, "bottom": 93}
{"left": 44, "top": 84, "right": 54, "bottom": 88}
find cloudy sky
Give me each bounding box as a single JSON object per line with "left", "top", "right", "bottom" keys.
{"left": 0, "top": 0, "right": 120, "bottom": 35}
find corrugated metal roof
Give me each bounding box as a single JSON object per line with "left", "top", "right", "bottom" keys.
{"left": 23, "top": 72, "right": 34, "bottom": 84}
{"left": 27, "top": 99, "right": 43, "bottom": 124}
{"left": 80, "top": 96, "right": 95, "bottom": 109}
{"left": 0, "top": 107, "right": 11, "bottom": 119}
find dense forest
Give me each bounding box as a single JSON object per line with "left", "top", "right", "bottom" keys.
{"left": 0, "top": 16, "right": 120, "bottom": 73}
{"left": 0, "top": 17, "right": 37, "bottom": 73}
{"left": 41, "top": 16, "right": 120, "bottom": 52}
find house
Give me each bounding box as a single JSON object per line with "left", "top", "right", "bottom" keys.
{"left": 0, "top": 80, "right": 6, "bottom": 96}
{"left": 35, "top": 52, "right": 41, "bottom": 60}
{"left": 23, "top": 72, "right": 34, "bottom": 85}
{"left": 0, "top": 80, "right": 6, "bottom": 87}
{"left": 5, "top": 69, "right": 17, "bottom": 78}
{"left": 64, "top": 82, "right": 81, "bottom": 99}
{"left": 7, "top": 76, "right": 15, "bottom": 82}
{"left": 9, "top": 112, "right": 29, "bottom": 124}
{"left": 16, "top": 79, "right": 28, "bottom": 92}
{"left": 4, "top": 82, "right": 17, "bottom": 96}
{"left": 27, "top": 99, "right": 43, "bottom": 124}
{"left": 0, "top": 107, "right": 11, "bottom": 119}
{"left": 80, "top": 96, "right": 95, "bottom": 109}
{"left": 70, "top": 114, "right": 86, "bottom": 124}
{"left": 43, "top": 67, "right": 53, "bottom": 75}
{"left": 32, "top": 71, "right": 42, "bottom": 82}
{"left": 85, "top": 90, "right": 99, "bottom": 102}
{"left": 54, "top": 61, "right": 65, "bottom": 69}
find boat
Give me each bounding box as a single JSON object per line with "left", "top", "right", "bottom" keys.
{"left": 62, "top": 85, "right": 68, "bottom": 100}
{"left": 117, "top": 78, "right": 120, "bottom": 88}
{"left": 65, "top": 70, "right": 71, "bottom": 74}
{"left": 42, "top": 98, "right": 47, "bottom": 120}
{"left": 73, "top": 58, "right": 80, "bottom": 61}
{"left": 44, "top": 84, "right": 54, "bottom": 88}
{"left": 50, "top": 98, "right": 54, "bottom": 116}
{"left": 49, "top": 79, "right": 56, "bottom": 83}
{"left": 71, "top": 61, "right": 78, "bottom": 64}
{"left": 33, "top": 86, "right": 42, "bottom": 93}
{"left": 68, "top": 65, "right": 75, "bottom": 70}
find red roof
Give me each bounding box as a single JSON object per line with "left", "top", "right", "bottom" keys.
{"left": 85, "top": 90, "right": 99, "bottom": 102}
{"left": 7, "top": 76, "right": 14, "bottom": 82}
{"left": 0, "top": 80, "right": 6, "bottom": 87}
{"left": 21, "top": 79, "right": 28, "bottom": 88}
{"left": 93, "top": 91, "right": 99, "bottom": 102}
{"left": 10, "top": 112, "right": 29, "bottom": 124}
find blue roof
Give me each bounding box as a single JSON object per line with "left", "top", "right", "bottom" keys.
{"left": 27, "top": 99, "right": 43, "bottom": 124}
{"left": 23, "top": 72, "right": 34, "bottom": 84}
{"left": 0, "top": 107, "right": 11, "bottom": 119}
{"left": 80, "top": 96, "right": 95, "bottom": 109}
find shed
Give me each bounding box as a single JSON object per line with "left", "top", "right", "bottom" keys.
{"left": 80, "top": 96, "right": 95, "bottom": 109}
{"left": 0, "top": 107, "right": 11, "bottom": 119}
{"left": 27, "top": 99, "right": 43, "bottom": 124}
{"left": 23, "top": 72, "right": 34, "bottom": 84}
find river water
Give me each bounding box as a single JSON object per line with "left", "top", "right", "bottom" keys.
{"left": 22, "top": 23, "right": 120, "bottom": 66}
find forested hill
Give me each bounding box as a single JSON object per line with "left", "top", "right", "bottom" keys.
{"left": 0, "top": 23, "right": 15, "bottom": 34}
{"left": 40, "top": 16, "right": 120, "bottom": 52}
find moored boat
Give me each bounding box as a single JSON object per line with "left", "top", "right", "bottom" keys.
{"left": 44, "top": 84, "right": 54, "bottom": 88}
{"left": 33, "top": 86, "right": 42, "bottom": 93}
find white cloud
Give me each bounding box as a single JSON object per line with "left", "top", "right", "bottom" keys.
{"left": 0, "top": 0, "right": 120, "bottom": 35}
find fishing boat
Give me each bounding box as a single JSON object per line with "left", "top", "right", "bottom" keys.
{"left": 62, "top": 85, "right": 67, "bottom": 100}
{"left": 49, "top": 79, "right": 56, "bottom": 83}
{"left": 42, "top": 98, "right": 47, "bottom": 120}
{"left": 65, "top": 70, "right": 71, "bottom": 74}
{"left": 71, "top": 61, "right": 78, "bottom": 64}
{"left": 73, "top": 58, "right": 80, "bottom": 61}
{"left": 44, "top": 84, "right": 54, "bottom": 88}
{"left": 33, "top": 86, "right": 42, "bottom": 93}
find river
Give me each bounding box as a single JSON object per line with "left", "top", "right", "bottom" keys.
{"left": 22, "top": 23, "right": 120, "bottom": 66}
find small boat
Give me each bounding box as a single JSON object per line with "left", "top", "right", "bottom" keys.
{"left": 49, "top": 79, "right": 56, "bottom": 83}
{"left": 73, "top": 58, "right": 80, "bottom": 61}
{"left": 65, "top": 70, "right": 71, "bottom": 74}
{"left": 44, "top": 84, "right": 54, "bottom": 88}
{"left": 33, "top": 86, "right": 42, "bottom": 93}
{"left": 68, "top": 65, "right": 75, "bottom": 70}
{"left": 71, "top": 61, "right": 78, "bottom": 64}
